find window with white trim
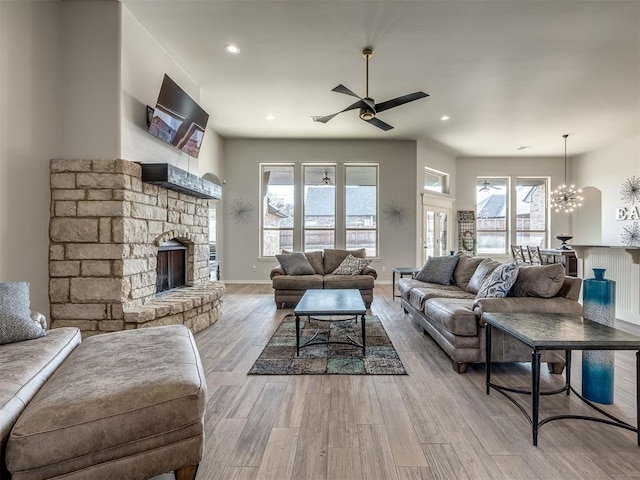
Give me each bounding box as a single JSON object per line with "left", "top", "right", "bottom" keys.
{"left": 303, "top": 164, "right": 336, "bottom": 251}
{"left": 345, "top": 164, "right": 378, "bottom": 257}
{"left": 424, "top": 167, "right": 449, "bottom": 193}
{"left": 260, "top": 164, "right": 294, "bottom": 256}
{"left": 476, "top": 177, "right": 509, "bottom": 254}
{"left": 515, "top": 177, "right": 548, "bottom": 248}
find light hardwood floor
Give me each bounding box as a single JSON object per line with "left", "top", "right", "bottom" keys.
{"left": 167, "top": 284, "right": 640, "bottom": 480}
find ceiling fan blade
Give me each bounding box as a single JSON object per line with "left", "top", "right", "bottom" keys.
{"left": 331, "top": 84, "right": 362, "bottom": 99}
{"left": 363, "top": 116, "right": 394, "bottom": 131}
{"left": 375, "top": 91, "right": 429, "bottom": 113}
{"left": 311, "top": 113, "right": 339, "bottom": 124}
{"left": 311, "top": 100, "right": 368, "bottom": 124}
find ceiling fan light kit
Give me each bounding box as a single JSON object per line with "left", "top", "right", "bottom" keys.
{"left": 550, "top": 134, "right": 584, "bottom": 213}
{"left": 312, "top": 47, "right": 429, "bottom": 130}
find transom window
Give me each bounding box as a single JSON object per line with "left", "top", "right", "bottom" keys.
{"left": 424, "top": 167, "right": 449, "bottom": 194}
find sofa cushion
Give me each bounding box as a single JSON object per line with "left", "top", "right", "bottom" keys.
{"left": 324, "top": 248, "right": 366, "bottom": 274}
{"left": 272, "top": 274, "right": 324, "bottom": 290}
{"left": 323, "top": 274, "right": 374, "bottom": 290}
{"left": 415, "top": 255, "right": 459, "bottom": 285}
{"left": 466, "top": 258, "right": 501, "bottom": 294}
{"left": 424, "top": 298, "right": 478, "bottom": 337}
{"left": 276, "top": 252, "right": 315, "bottom": 275}
{"left": 409, "top": 287, "right": 474, "bottom": 311}
{"left": 509, "top": 263, "right": 566, "bottom": 298}
{"left": 453, "top": 256, "right": 485, "bottom": 290}
{"left": 475, "top": 262, "right": 519, "bottom": 301}
{"left": 0, "top": 282, "right": 46, "bottom": 345}
{"left": 0, "top": 327, "right": 81, "bottom": 475}
{"left": 333, "top": 254, "right": 371, "bottom": 275}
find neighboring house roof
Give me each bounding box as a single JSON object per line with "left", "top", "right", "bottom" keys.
{"left": 304, "top": 186, "right": 376, "bottom": 216}
{"left": 477, "top": 194, "right": 506, "bottom": 218}
{"left": 267, "top": 202, "right": 288, "bottom": 218}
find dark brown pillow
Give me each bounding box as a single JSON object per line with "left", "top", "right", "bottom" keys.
{"left": 466, "top": 258, "right": 501, "bottom": 294}
{"left": 509, "top": 263, "right": 565, "bottom": 298}
{"left": 453, "top": 256, "right": 485, "bottom": 290}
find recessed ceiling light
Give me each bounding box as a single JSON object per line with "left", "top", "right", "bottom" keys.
{"left": 517, "top": 146, "right": 532, "bottom": 151}
{"left": 440, "top": 115, "right": 450, "bottom": 121}
{"left": 265, "top": 114, "right": 276, "bottom": 121}
{"left": 224, "top": 44, "right": 241, "bottom": 54}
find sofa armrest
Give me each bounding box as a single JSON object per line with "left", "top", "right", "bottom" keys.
{"left": 270, "top": 267, "right": 285, "bottom": 280}
{"left": 474, "top": 297, "right": 583, "bottom": 326}
{"left": 362, "top": 266, "right": 377, "bottom": 279}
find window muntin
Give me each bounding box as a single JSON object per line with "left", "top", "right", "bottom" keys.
{"left": 261, "top": 164, "right": 294, "bottom": 257}
{"left": 476, "top": 177, "right": 509, "bottom": 255}
{"left": 303, "top": 165, "right": 336, "bottom": 251}
{"left": 345, "top": 165, "right": 378, "bottom": 257}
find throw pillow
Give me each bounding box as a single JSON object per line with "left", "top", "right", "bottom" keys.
{"left": 275, "top": 252, "right": 315, "bottom": 275}
{"left": 453, "top": 256, "right": 485, "bottom": 290}
{"left": 466, "top": 258, "right": 501, "bottom": 294}
{"left": 509, "top": 263, "right": 565, "bottom": 298}
{"left": 332, "top": 254, "right": 371, "bottom": 275}
{"left": 282, "top": 249, "right": 324, "bottom": 274}
{"left": 415, "top": 255, "right": 460, "bottom": 285}
{"left": 475, "top": 262, "right": 519, "bottom": 302}
{"left": 0, "top": 282, "right": 46, "bottom": 345}
{"left": 324, "top": 248, "right": 366, "bottom": 274}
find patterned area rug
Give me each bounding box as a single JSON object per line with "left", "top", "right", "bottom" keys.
{"left": 248, "top": 315, "right": 407, "bottom": 375}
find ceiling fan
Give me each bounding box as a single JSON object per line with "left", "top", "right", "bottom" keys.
{"left": 478, "top": 180, "right": 501, "bottom": 192}
{"left": 311, "top": 47, "right": 429, "bottom": 131}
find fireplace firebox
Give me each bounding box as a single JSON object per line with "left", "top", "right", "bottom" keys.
{"left": 156, "top": 239, "right": 187, "bottom": 294}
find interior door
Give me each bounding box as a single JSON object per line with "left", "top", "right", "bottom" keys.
{"left": 422, "top": 206, "right": 450, "bottom": 264}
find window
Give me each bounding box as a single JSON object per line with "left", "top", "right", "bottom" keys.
{"left": 345, "top": 165, "right": 378, "bottom": 257}
{"left": 515, "top": 178, "right": 548, "bottom": 247}
{"left": 261, "top": 164, "right": 294, "bottom": 257}
{"left": 475, "top": 176, "right": 549, "bottom": 255}
{"left": 303, "top": 165, "right": 336, "bottom": 251}
{"left": 476, "top": 177, "right": 509, "bottom": 254}
{"left": 424, "top": 168, "right": 448, "bottom": 193}
{"left": 260, "top": 163, "right": 379, "bottom": 257}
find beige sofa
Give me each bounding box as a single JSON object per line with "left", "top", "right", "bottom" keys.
{"left": 1, "top": 325, "right": 81, "bottom": 477}
{"left": 399, "top": 256, "right": 583, "bottom": 373}
{"left": 270, "top": 248, "right": 377, "bottom": 308}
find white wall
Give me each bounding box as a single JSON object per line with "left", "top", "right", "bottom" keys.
{"left": 121, "top": 5, "right": 205, "bottom": 174}
{"left": 0, "top": 2, "right": 62, "bottom": 315}
{"left": 222, "top": 139, "right": 417, "bottom": 283}
{"left": 416, "top": 139, "right": 457, "bottom": 260}
{"left": 572, "top": 133, "right": 640, "bottom": 245}
{"left": 455, "top": 156, "right": 572, "bottom": 256}
{"left": 60, "top": 1, "right": 121, "bottom": 159}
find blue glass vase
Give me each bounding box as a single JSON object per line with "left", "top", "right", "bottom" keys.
{"left": 582, "top": 268, "right": 616, "bottom": 404}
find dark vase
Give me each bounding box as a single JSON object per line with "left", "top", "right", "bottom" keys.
{"left": 582, "top": 268, "right": 616, "bottom": 404}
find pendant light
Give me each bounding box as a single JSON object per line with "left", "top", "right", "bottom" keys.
{"left": 550, "top": 134, "right": 583, "bottom": 213}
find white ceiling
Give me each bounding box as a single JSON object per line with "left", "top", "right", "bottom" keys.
{"left": 123, "top": 0, "right": 640, "bottom": 157}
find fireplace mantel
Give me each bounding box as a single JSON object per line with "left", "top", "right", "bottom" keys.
{"left": 140, "top": 163, "right": 222, "bottom": 199}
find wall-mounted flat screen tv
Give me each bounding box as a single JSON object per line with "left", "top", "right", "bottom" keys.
{"left": 148, "top": 74, "right": 209, "bottom": 158}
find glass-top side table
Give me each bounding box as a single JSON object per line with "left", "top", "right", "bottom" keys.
{"left": 392, "top": 267, "right": 420, "bottom": 301}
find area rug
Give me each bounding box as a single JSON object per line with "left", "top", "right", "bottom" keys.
{"left": 248, "top": 315, "right": 407, "bottom": 375}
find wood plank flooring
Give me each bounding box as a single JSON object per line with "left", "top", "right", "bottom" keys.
{"left": 161, "top": 284, "right": 640, "bottom": 480}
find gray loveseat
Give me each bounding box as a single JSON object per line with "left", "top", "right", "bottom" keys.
{"left": 399, "top": 256, "right": 583, "bottom": 373}
{"left": 270, "top": 248, "right": 377, "bottom": 308}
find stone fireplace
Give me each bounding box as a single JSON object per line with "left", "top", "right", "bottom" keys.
{"left": 48, "top": 159, "right": 224, "bottom": 336}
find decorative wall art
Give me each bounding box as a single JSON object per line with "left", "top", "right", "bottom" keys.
{"left": 230, "top": 198, "right": 255, "bottom": 224}
{"left": 620, "top": 175, "right": 640, "bottom": 204}
{"left": 621, "top": 221, "right": 640, "bottom": 247}
{"left": 383, "top": 199, "right": 408, "bottom": 226}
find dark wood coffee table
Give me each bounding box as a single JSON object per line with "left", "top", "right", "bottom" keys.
{"left": 293, "top": 289, "right": 367, "bottom": 356}
{"left": 483, "top": 312, "right": 640, "bottom": 446}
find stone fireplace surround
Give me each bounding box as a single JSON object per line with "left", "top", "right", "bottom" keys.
{"left": 49, "top": 159, "right": 223, "bottom": 336}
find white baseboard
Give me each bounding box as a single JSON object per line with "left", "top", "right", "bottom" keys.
{"left": 222, "top": 279, "right": 272, "bottom": 285}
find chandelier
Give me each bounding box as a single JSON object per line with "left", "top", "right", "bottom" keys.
{"left": 550, "top": 134, "right": 583, "bottom": 213}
